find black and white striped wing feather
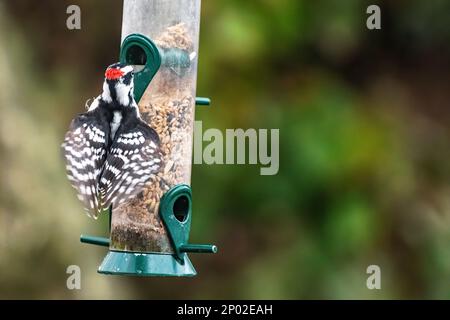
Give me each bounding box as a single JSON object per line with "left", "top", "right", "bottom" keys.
{"left": 99, "top": 122, "right": 163, "bottom": 209}
{"left": 62, "top": 113, "right": 109, "bottom": 218}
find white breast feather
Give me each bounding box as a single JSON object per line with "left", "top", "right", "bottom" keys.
{"left": 110, "top": 111, "right": 122, "bottom": 139}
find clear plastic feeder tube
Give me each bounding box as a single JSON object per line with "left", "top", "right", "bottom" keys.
{"left": 110, "top": 0, "right": 201, "bottom": 253}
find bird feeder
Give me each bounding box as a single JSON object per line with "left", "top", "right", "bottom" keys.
{"left": 80, "top": 0, "right": 216, "bottom": 277}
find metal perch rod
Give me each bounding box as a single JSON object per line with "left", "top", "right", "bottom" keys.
{"left": 80, "top": 234, "right": 217, "bottom": 253}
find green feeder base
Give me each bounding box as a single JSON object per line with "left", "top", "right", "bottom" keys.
{"left": 98, "top": 250, "right": 197, "bottom": 277}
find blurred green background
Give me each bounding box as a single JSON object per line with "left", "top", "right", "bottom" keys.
{"left": 0, "top": 0, "right": 449, "bottom": 299}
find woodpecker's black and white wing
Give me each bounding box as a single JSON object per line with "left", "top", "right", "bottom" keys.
{"left": 62, "top": 111, "right": 109, "bottom": 218}
{"left": 99, "top": 119, "right": 163, "bottom": 209}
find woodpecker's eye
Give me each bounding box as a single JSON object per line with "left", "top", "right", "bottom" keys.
{"left": 122, "top": 72, "right": 133, "bottom": 85}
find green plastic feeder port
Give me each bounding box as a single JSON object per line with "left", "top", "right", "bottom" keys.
{"left": 120, "top": 34, "right": 161, "bottom": 102}
{"left": 159, "top": 185, "right": 217, "bottom": 261}
{"left": 93, "top": 184, "right": 216, "bottom": 277}
{"left": 120, "top": 33, "right": 211, "bottom": 107}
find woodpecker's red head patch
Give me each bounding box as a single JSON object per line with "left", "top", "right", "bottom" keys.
{"left": 105, "top": 67, "right": 125, "bottom": 80}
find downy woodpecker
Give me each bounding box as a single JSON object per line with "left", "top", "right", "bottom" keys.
{"left": 62, "top": 63, "right": 163, "bottom": 218}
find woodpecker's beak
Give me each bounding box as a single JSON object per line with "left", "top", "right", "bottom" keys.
{"left": 130, "top": 65, "right": 144, "bottom": 73}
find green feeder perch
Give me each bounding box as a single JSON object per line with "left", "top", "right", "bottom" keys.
{"left": 80, "top": 0, "right": 215, "bottom": 277}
